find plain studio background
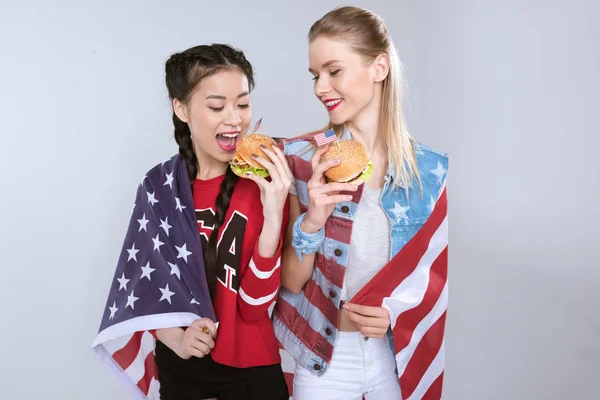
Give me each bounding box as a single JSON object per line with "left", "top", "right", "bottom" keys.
{"left": 0, "top": 0, "right": 598, "bottom": 399}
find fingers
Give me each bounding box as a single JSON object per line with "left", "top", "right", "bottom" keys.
{"left": 190, "top": 338, "right": 212, "bottom": 354}
{"left": 243, "top": 169, "right": 269, "bottom": 189}
{"left": 271, "top": 145, "right": 294, "bottom": 182}
{"left": 187, "top": 341, "right": 211, "bottom": 358}
{"left": 248, "top": 145, "right": 293, "bottom": 193}
{"left": 259, "top": 145, "right": 289, "bottom": 182}
{"left": 310, "top": 182, "right": 358, "bottom": 197}
{"left": 343, "top": 309, "right": 389, "bottom": 329}
{"left": 188, "top": 327, "right": 215, "bottom": 349}
{"left": 191, "top": 318, "right": 218, "bottom": 338}
{"left": 359, "top": 326, "right": 387, "bottom": 339}
{"left": 310, "top": 144, "right": 331, "bottom": 172}
{"left": 251, "top": 153, "right": 281, "bottom": 183}
{"left": 182, "top": 318, "right": 218, "bottom": 358}
{"left": 343, "top": 309, "right": 369, "bottom": 327}
{"left": 307, "top": 182, "right": 357, "bottom": 208}
{"left": 312, "top": 194, "right": 354, "bottom": 207}
{"left": 308, "top": 158, "right": 342, "bottom": 188}
{"left": 343, "top": 303, "right": 389, "bottom": 319}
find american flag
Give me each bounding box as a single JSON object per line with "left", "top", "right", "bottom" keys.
{"left": 314, "top": 128, "right": 337, "bottom": 147}
{"left": 350, "top": 183, "right": 448, "bottom": 400}
{"left": 279, "top": 182, "right": 448, "bottom": 400}
{"left": 91, "top": 154, "right": 216, "bottom": 400}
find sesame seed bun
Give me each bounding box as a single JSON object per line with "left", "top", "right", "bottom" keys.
{"left": 235, "top": 133, "right": 276, "bottom": 169}
{"left": 321, "top": 140, "right": 372, "bottom": 185}
{"left": 229, "top": 133, "right": 276, "bottom": 178}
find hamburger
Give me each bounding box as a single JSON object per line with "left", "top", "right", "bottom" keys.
{"left": 230, "top": 133, "right": 276, "bottom": 178}
{"left": 321, "top": 139, "right": 373, "bottom": 186}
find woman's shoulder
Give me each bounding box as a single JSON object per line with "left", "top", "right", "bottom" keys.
{"left": 410, "top": 141, "right": 449, "bottom": 197}
{"left": 413, "top": 141, "right": 449, "bottom": 174}
{"left": 136, "top": 154, "right": 183, "bottom": 190}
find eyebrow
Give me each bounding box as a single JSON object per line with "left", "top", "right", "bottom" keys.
{"left": 309, "top": 60, "right": 342, "bottom": 73}
{"left": 205, "top": 91, "right": 249, "bottom": 100}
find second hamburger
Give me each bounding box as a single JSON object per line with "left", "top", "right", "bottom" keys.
{"left": 321, "top": 139, "right": 373, "bottom": 186}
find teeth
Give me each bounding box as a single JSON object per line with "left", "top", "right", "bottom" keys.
{"left": 218, "top": 133, "right": 238, "bottom": 138}
{"left": 325, "top": 99, "right": 342, "bottom": 107}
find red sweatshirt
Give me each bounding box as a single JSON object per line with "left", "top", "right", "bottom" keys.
{"left": 192, "top": 174, "right": 289, "bottom": 368}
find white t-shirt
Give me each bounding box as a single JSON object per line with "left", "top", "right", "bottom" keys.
{"left": 340, "top": 185, "right": 391, "bottom": 301}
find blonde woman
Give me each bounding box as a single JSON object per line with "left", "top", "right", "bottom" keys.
{"left": 275, "top": 6, "right": 449, "bottom": 399}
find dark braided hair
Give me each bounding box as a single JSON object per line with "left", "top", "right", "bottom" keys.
{"left": 165, "top": 44, "right": 255, "bottom": 299}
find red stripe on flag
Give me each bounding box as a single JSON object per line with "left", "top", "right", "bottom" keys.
{"left": 314, "top": 253, "right": 345, "bottom": 288}
{"left": 275, "top": 298, "right": 334, "bottom": 360}
{"left": 350, "top": 188, "right": 447, "bottom": 306}
{"left": 393, "top": 247, "right": 448, "bottom": 353}
{"left": 289, "top": 155, "right": 313, "bottom": 183}
{"left": 423, "top": 371, "right": 444, "bottom": 400}
{"left": 136, "top": 350, "right": 157, "bottom": 395}
{"left": 111, "top": 331, "right": 142, "bottom": 370}
{"left": 283, "top": 372, "right": 294, "bottom": 396}
{"left": 400, "top": 311, "right": 447, "bottom": 399}
{"left": 326, "top": 216, "right": 354, "bottom": 244}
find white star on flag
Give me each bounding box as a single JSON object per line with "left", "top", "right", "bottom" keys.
{"left": 175, "top": 243, "right": 192, "bottom": 262}
{"left": 159, "top": 284, "right": 175, "bottom": 304}
{"left": 108, "top": 302, "right": 118, "bottom": 319}
{"left": 140, "top": 261, "right": 155, "bottom": 281}
{"left": 390, "top": 201, "right": 410, "bottom": 222}
{"left": 160, "top": 217, "right": 172, "bottom": 236}
{"left": 137, "top": 213, "right": 149, "bottom": 232}
{"left": 126, "top": 243, "right": 139, "bottom": 262}
{"left": 164, "top": 172, "right": 174, "bottom": 188}
{"left": 116, "top": 272, "right": 130, "bottom": 291}
{"left": 147, "top": 191, "right": 159, "bottom": 206}
{"left": 430, "top": 161, "right": 447, "bottom": 184}
{"left": 152, "top": 234, "right": 165, "bottom": 252}
{"left": 126, "top": 290, "right": 139, "bottom": 310}
{"left": 168, "top": 262, "right": 181, "bottom": 279}
{"left": 175, "top": 197, "right": 186, "bottom": 212}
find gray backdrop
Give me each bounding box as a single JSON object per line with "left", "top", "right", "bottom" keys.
{"left": 0, "top": 0, "right": 598, "bottom": 398}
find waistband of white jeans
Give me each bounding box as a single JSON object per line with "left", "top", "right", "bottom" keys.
{"left": 336, "top": 331, "right": 362, "bottom": 339}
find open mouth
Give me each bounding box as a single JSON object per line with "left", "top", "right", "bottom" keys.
{"left": 216, "top": 132, "right": 240, "bottom": 152}
{"left": 324, "top": 98, "right": 343, "bottom": 111}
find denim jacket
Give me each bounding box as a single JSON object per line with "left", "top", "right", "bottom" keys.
{"left": 273, "top": 128, "right": 449, "bottom": 376}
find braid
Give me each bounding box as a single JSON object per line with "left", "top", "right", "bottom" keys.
{"left": 172, "top": 113, "right": 198, "bottom": 187}
{"left": 204, "top": 167, "right": 239, "bottom": 298}
{"left": 164, "top": 43, "right": 254, "bottom": 300}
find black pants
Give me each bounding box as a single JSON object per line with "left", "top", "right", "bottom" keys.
{"left": 155, "top": 341, "right": 290, "bottom": 400}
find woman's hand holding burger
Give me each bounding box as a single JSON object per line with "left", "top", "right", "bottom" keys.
{"left": 302, "top": 140, "right": 372, "bottom": 233}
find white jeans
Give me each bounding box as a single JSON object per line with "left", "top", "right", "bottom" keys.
{"left": 293, "top": 332, "right": 402, "bottom": 400}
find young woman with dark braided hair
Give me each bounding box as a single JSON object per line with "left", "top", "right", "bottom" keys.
{"left": 148, "top": 43, "right": 292, "bottom": 399}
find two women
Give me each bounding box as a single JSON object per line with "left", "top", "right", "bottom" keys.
{"left": 95, "top": 6, "right": 448, "bottom": 400}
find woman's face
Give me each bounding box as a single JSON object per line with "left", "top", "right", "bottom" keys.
{"left": 309, "top": 36, "right": 379, "bottom": 126}
{"left": 174, "top": 68, "right": 252, "bottom": 166}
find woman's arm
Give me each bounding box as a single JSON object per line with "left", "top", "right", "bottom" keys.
{"left": 236, "top": 197, "right": 290, "bottom": 321}
{"left": 280, "top": 144, "right": 357, "bottom": 293}
{"left": 280, "top": 194, "right": 318, "bottom": 293}
{"left": 236, "top": 144, "right": 292, "bottom": 321}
